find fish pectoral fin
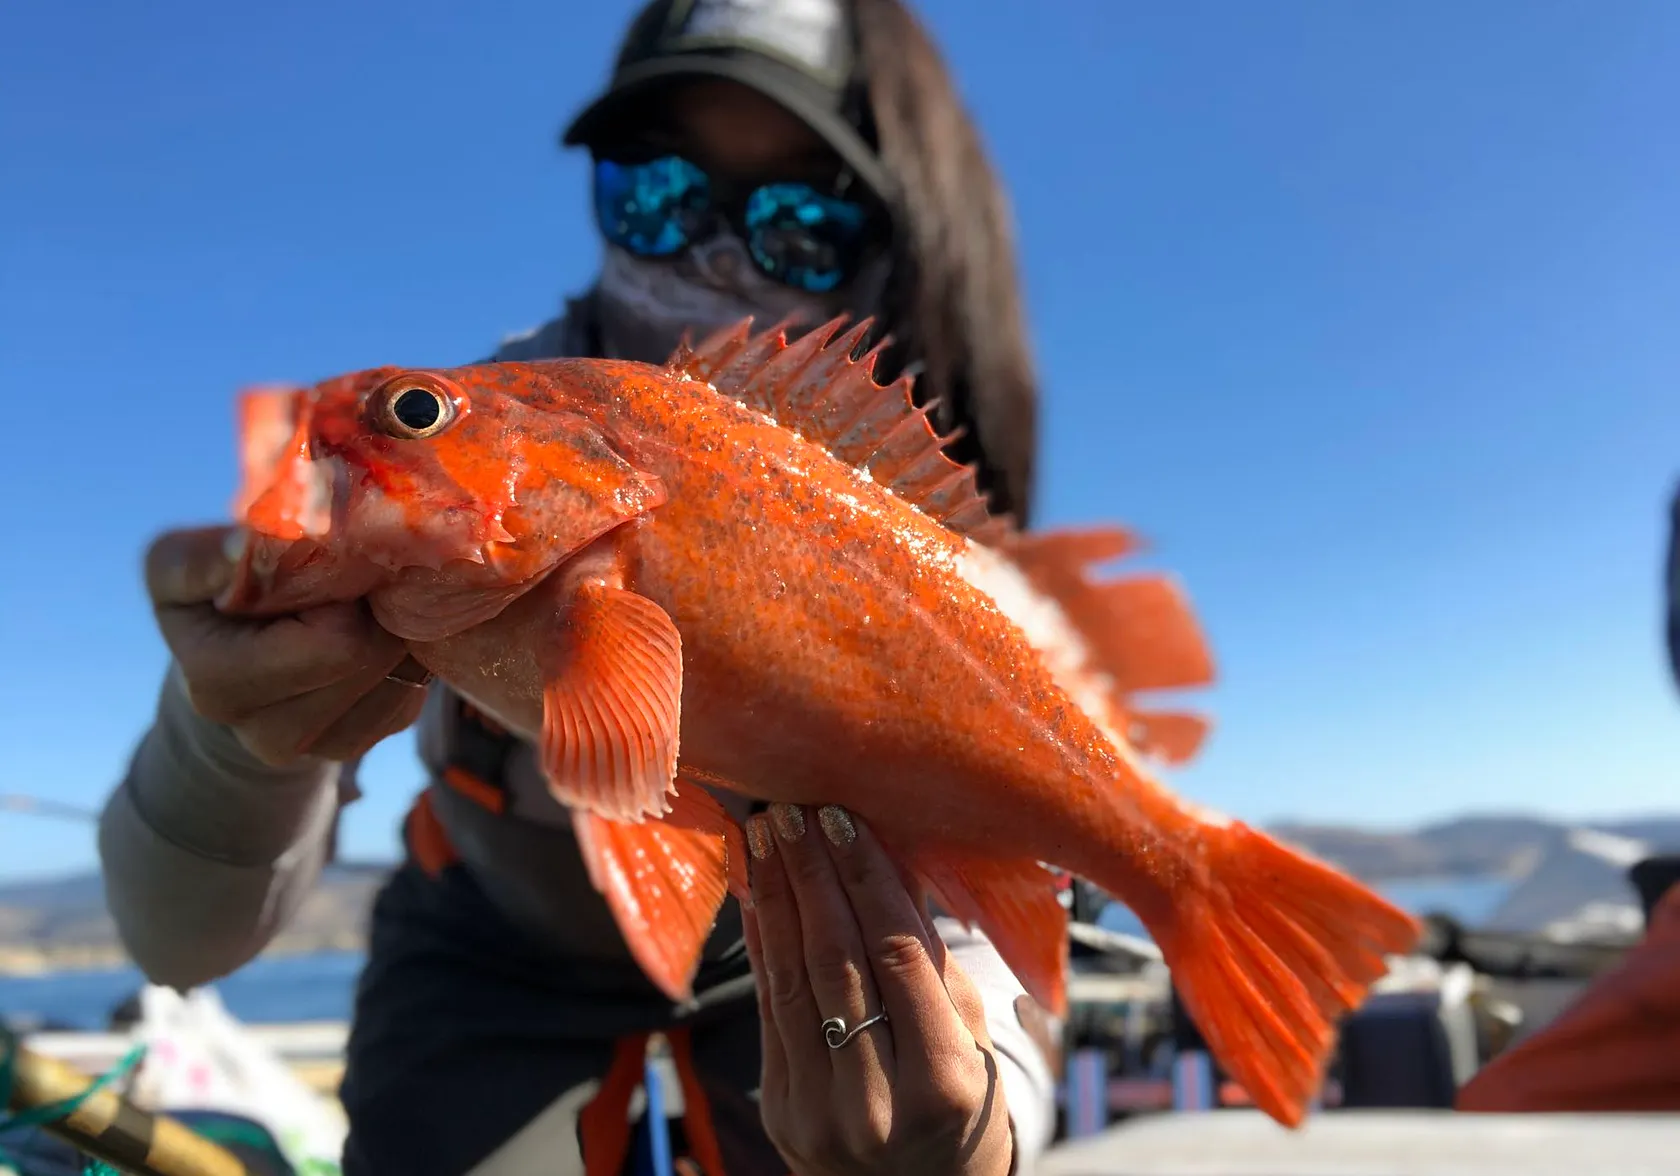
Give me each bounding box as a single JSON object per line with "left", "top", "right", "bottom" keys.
{"left": 539, "top": 582, "right": 683, "bottom": 822}
{"left": 908, "top": 848, "right": 1070, "bottom": 1018}
{"left": 572, "top": 800, "right": 729, "bottom": 1003}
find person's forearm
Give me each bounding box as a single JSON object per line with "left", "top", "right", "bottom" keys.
{"left": 98, "top": 663, "right": 343, "bottom": 990}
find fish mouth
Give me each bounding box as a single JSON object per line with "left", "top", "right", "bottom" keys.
{"left": 232, "top": 385, "right": 340, "bottom": 543}
{"left": 217, "top": 383, "right": 351, "bottom": 616}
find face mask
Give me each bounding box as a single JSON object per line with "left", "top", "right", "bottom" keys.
{"left": 595, "top": 234, "right": 890, "bottom": 366}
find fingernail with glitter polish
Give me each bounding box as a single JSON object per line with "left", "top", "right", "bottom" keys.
{"left": 746, "top": 816, "right": 775, "bottom": 861}
{"left": 818, "top": 806, "right": 856, "bottom": 848}
{"left": 769, "top": 803, "right": 806, "bottom": 842}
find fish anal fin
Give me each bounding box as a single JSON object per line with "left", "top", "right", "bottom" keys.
{"left": 671, "top": 315, "right": 1010, "bottom": 544}
{"left": 540, "top": 582, "right": 682, "bottom": 822}
{"left": 571, "top": 801, "right": 729, "bottom": 1003}
{"left": 1127, "top": 819, "right": 1422, "bottom": 1127}
{"left": 908, "top": 848, "right": 1070, "bottom": 1018}
{"left": 1125, "top": 709, "right": 1212, "bottom": 765}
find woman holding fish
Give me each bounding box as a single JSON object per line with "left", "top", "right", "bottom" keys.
{"left": 101, "top": 1, "right": 1058, "bottom": 1173}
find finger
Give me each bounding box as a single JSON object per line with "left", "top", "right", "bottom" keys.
{"left": 919, "top": 910, "right": 994, "bottom": 1048}
{"left": 230, "top": 655, "right": 410, "bottom": 766}
{"left": 937, "top": 943, "right": 994, "bottom": 1050}
{"left": 305, "top": 675, "right": 429, "bottom": 761}
{"left": 814, "top": 806, "right": 973, "bottom": 1074}
{"left": 741, "top": 904, "right": 790, "bottom": 1110}
{"left": 145, "top": 526, "right": 245, "bottom": 608}
{"left": 766, "top": 803, "right": 895, "bottom": 1085}
{"left": 745, "top": 812, "right": 831, "bottom": 1113}
{"left": 161, "top": 602, "right": 408, "bottom": 724}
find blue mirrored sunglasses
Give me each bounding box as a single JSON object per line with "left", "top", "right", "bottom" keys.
{"left": 592, "top": 155, "right": 875, "bottom": 294}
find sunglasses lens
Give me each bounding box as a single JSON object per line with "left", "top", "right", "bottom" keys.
{"left": 743, "top": 184, "right": 870, "bottom": 293}
{"left": 593, "top": 156, "right": 711, "bottom": 257}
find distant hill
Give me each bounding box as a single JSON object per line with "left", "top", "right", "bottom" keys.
{"left": 1, "top": 817, "right": 1676, "bottom": 973}
{"left": 1271, "top": 814, "right": 1680, "bottom": 882}
{"left": 0, "top": 862, "right": 389, "bottom": 974}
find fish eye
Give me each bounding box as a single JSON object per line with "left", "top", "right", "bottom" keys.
{"left": 374, "top": 377, "right": 460, "bottom": 439}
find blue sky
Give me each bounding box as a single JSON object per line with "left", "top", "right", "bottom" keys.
{"left": 2, "top": 1, "right": 1677, "bottom": 881}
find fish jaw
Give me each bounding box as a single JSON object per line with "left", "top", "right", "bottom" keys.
{"left": 217, "top": 530, "right": 386, "bottom": 616}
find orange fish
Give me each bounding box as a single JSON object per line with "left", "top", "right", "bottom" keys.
{"left": 219, "top": 317, "right": 1420, "bottom": 1126}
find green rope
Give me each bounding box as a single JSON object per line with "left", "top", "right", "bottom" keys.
{"left": 0, "top": 1026, "right": 148, "bottom": 1176}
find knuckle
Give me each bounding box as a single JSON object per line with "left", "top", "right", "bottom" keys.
{"left": 181, "top": 677, "right": 240, "bottom": 725}
{"left": 763, "top": 963, "right": 808, "bottom": 1012}
{"left": 871, "top": 931, "right": 932, "bottom": 981}
{"left": 803, "top": 939, "right": 863, "bottom": 993}
{"left": 801, "top": 1123, "right": 853, "bottom": 1165}
{"left": 899, "top": 1078, "right": 978, "bottom": 1148}
{"left": 842, "top": 1104, "right": 894, "bottom": 1158}
{"left": 314, "top": 604, "right": 397, "bottom": 658}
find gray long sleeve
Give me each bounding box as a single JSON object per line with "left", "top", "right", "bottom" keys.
{"left": 98, "top": 663, "right": 344, "bottom": 990}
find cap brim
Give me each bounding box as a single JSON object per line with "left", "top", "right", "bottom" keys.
{"left": 560, "top": 55, "right": 894, "bottom": 205}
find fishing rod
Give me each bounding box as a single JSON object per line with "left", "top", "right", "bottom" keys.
{"left": 1, "top": 1031, "right": 251, "bottom": 1176}
{"left": 0, "top": 795, "right": 101, "bottom": 825}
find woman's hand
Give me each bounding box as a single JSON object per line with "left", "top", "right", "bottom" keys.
{"left": 743, "top": 803, "right": 1014, "bottom": 1176}
{"left": 144, "top": 525, "right": 428, "bottom": 766}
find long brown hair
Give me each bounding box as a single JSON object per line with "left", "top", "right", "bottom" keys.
{"left": 852, "top": 0, "right": 1039, "bottom": 525}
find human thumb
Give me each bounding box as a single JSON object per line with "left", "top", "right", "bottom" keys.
{"left": 144, "top": 525, "right": 245, "bottom": 607}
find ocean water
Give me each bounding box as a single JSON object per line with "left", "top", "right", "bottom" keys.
{"left": 0, "top": 949, "right": 365, "bottom": 1031}
{"left": 0, "top": 876, "right": 1513, "bottom": 1031}
{"left": 1095, "top": 873, "right": 1513, "bottom": 937}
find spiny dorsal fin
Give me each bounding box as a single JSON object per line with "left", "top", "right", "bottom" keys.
{"left": 1008, "top": 525, "right": 1218, "bottom": 762}
{"left": 670, "top": 315, "right": 1013, "bottom": 543}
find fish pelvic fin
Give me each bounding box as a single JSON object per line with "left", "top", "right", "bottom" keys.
{"left": 909, "top": 848, "right": 1071, "bottom": 1017}
{"left": 1008, "top": 525, "right": 1217, "bottom": 763}
{"left": 571, "top": 781, "right": 740, "bottom": 1003}
{"left": 1132, "top": 819, "right": 1422, "bottom": 1128}
{"left": 669, "top": 315, "right": 1016, "bottom": 545}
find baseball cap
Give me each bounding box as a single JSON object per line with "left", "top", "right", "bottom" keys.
{"left": 561, "top": 0, "right": 894, "bottom": 203}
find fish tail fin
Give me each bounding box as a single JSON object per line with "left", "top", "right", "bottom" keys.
{"left": 1122, "top": 818, "right": 1421, "bottom": 1127}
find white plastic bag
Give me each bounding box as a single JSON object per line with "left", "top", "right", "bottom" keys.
{"left": 126, "top": 986, "right": 345, "bottom": 1174}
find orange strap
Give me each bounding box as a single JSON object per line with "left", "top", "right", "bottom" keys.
{"left": 667, "top": 1027, "right": 729, "bottom": 1176}
{"left": 408, "top": 697, "right": 741, "bottom": 1172}
{"left": 1457, "top": 884, "right": 1680, "bottom": 1112}
{"left": 403, "top": 790, "right": 460, "bottom": 878}
{"left": 578, "top": 1030, "right": 734, "bottom": 1176}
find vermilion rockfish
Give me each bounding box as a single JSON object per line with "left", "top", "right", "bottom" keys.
{"left": 220, "top": 317, "right": 1420, "bottom": 1126}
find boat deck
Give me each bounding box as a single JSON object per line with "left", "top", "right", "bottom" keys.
{"left": 27, "top": 1022, "right": 1680, "bottom": 1174}
{"left": 1040, "top": 1109, "right": 1680, "bottom": 1175}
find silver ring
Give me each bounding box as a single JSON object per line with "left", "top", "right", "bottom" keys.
{"left": 822, "top": 1012, "right": 889, "bottom": 1050}
{"left": 385, "top": 658, "right": 435, "bottom": 689}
